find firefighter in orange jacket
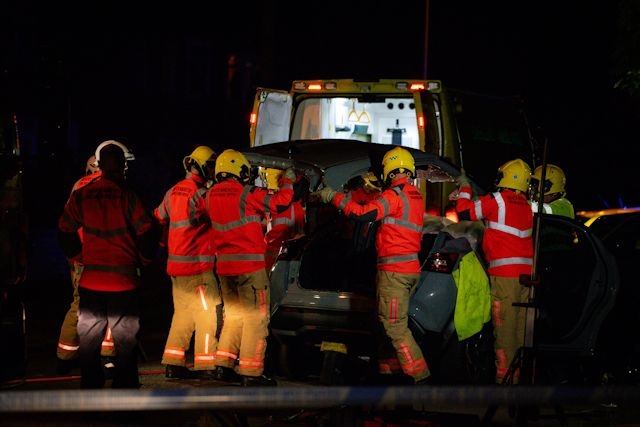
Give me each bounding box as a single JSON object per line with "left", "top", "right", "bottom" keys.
{"left": 56, "top": 154, "right": 117, "bottom": 375}
{"left": 342, "top": 170, "right": 383, "bottom": 249}
{"left": 452, "top": 159, "right": 533, "bottom": 384}
{"left": 348, "top": 170, "right": 383, "bottom": 205}
{"left": 314, "top": 147, "right": 430, "bottom": 384}
{"left": 58, "top": 140, "right": 158, "bottom": 389}
{"left": 154, "top": 146, "right": 221, "bottom": 380}
{"left": 265, "top": 175, "right": 310, "bottom": 271}
{"left": 206, "top": 149, "right": 295, "bottom": 386}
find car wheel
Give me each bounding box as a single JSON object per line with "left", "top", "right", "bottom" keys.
{"left": 275, "top": 342, "right": 319, "bottom": 380}
{"left": 437, "top": 322, "right": 495, "bottom": 384}
{"left": 320, "top": 350, "right": 347, "bottom": 385}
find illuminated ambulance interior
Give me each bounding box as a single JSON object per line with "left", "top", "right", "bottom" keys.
{"left": 291, "top": 97, "right": 421, "bottom": 150}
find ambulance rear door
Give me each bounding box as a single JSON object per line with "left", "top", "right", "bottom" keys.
{"left": 250, "top": 88, "right": 292, "bottom": 147}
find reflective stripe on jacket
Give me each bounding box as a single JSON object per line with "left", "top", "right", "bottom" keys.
{"left": 266, "top": 200, "right": 305, "bottom": 245}
{"left": 333, "top": 176, "right": 424, "bottom": 274}
{"left": 207, "top": 178, "right": 293, "bottom": 275}
{"left": 70, "top": 171, "right": 102, "bottom": 195}
{"left": 70, "top": 171, "right": 102, "bottom": 248}
{"left": 58, "top": 176, "right": 154, "bottom": 291}
{"left": 530, "top": 197, "right": 575, "bottom": 219}
{"left": 456, "top": 186, "right": 533, "bottom": 277}
{"left": 154, "top": 173, "right": 214, "bottom": 276}
{"left": 265, "top": 200, "right": 305, "bottom": 268}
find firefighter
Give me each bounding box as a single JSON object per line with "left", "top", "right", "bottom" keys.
{"left": 313, "top": 147, "right": 431, "bottom": 384}
{"left": 348, "top": 170, "right": 383, "bottom": 205}
{"left": 206, "top": 149, "right": 295, "bottom": 386}
{"left": 264, "top": 175, "right": 310, "bottom": 271}
{"left": 529, "top": 164, "right": 575, "bottom": 219}
{"left": 452, "top": 159, "right": 534, "bottom": 384}
{"left": 340, "top": 170, "right": 383, "bottom": 256}
{"left": 56, "top": 154, "right": 118, "bottom": 375}
{"left": 154, "top": 146, "right": 221, "bottom": 380}
{"left": 58, "top": 140, "right": 158, "bottom": 389}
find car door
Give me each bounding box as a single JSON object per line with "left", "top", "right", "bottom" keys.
{"left": 534, "top": 214, "right": 619, "bottom": 359}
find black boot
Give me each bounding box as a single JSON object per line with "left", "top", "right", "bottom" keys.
{"left": 213, "top": 366, "right": 241, "bottom": 383}
{"left": 195, "top": 370, "right": 218, "bottom": 380}
{"left": 102, "top": 357, "right": 116, "bottom": 380}
{"left": 56, "top": 358, "right": 78, "bottom": 375}
{"left": 241, "top": 374, "right": 277, "bottom": 387}
{"left": 165, "top": 365, "right": 194, "bottom": 379}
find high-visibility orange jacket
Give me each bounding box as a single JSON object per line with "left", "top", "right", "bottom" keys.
{"left": 71, "top": 171, "right": 101, "bottom": 194}
{"left": 207, "top": 178, "right": 293, "bottom": 275}
{"left": 69, "top": 171, "right": 102, "bottom": 250}
{"left": 265, "top": 199, "right": 305, "bottom": 269}
{"left": 58, "top": 174, "right": 156, "bottom": 292}
{"left": 348, "top": 187, "right": 380, "bottom": 205}
{"left": 332, "top": 176, "right": 424, "bottom": 274}
{"left": 154, "top": 173, "right": 214, "bottom": 276}
{"left": 455, "top": 185, "right": 533, "bottom": 277}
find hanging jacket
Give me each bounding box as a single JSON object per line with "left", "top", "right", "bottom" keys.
{"left": 332, "top": 176, "right": 424, "bottom": 274}
{"left": 456, "top": 185, "right": 533, "bottom": 277}
{"left": 154, "top": 173, "right": 214, "bottom": 276}
{"left": 58, "top": 175, "right": 156, "bottom": 292}
{"left": 207, "top": 178, "right": 293, "bottom": 275}
{"left": 452, "top": 250, "right": 491, "bottom": 341}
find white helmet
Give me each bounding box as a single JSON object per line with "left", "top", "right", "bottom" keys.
{"left": 94, "top": 140, "right": 135, "bottom": 165}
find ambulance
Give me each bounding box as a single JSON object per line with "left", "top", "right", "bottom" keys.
{"left": 248, "top": 78, "right": 535, "bottom": 217}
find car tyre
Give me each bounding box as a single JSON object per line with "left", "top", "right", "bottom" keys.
{"left": 276, "top": 342, "right": 318, "bottom": 380}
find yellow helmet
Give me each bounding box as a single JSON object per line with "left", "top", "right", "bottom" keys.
{"left": 183, "top": 146, "right": 216, "bottom": 180}
{"left": 258, "top": 167, "right": 283, "bottom": 190}
{"left": 531, "top": 164, "right": 566, "bottom": 196}
{"left": 382, "top": 147, "right": 415, "bottom": 183}
{"left": 215, "top": 149, "right": 251, "bottom": 183}
{"left": 496, "top": 158, "right": 531, "bottom": 192}
{"left": 362, "top": 171, "right": 382, "bottom": 192}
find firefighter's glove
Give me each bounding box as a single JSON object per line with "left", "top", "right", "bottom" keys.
{"left": 456, "top": 170, "right": 470, "bottom": 187}
{"left": 314, "top": 186, "right": 338, "bottom": 204}
{"left": 284, "top": 167, "right": 296, "bottom": 182}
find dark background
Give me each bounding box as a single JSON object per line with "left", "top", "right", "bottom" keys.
{"left": 2, "top": 0, "right": 639, "bottom": 230}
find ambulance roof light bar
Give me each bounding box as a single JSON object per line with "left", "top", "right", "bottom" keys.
{"left": 293, "top": 81, "right": 338, "bottom": 91}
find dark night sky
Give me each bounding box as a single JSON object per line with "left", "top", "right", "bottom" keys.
{"left": 3, "top": 0, "right": 637, "bottom": 219}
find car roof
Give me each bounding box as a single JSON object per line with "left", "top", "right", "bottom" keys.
{"left": 576, "top": 207, "right": 640, "bottom": 227}
{"left": 575, "top": 207, "right": 640, "bottom": 240}
{"left": 242, "top": 139, "right": 461, "bottom": 191}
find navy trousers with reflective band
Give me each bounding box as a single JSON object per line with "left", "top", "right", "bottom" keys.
{"left": 77, "top": 288, "right": 140, "bottom": 388}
